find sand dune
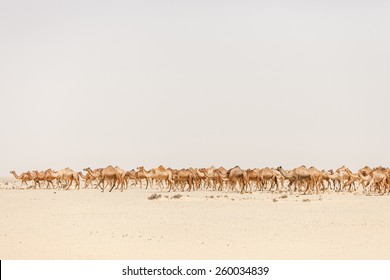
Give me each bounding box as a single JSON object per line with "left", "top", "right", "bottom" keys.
{"left": 1, "top": 177, "right": 389, "bottom": 259}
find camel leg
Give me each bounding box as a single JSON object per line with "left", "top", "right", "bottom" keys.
{"left": 66, "top": 179, "right": 72, "bottom": 190}
{"left": 23, "top": 181, "right": 29, "bottom": 189}
{"left": 98, "top": 180, "right": 105, "bottom": 192}
{"left": 145, "top": 178, "right": 149, "bottom": 189}
{"left": 240, "top": 181, "right": 245, "bottom": 194}
{"left": 109, "top": 181, "right": 116, "bottom": 192}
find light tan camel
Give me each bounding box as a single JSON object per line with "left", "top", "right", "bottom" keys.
{"left": 322, "top": 170, "right": 338, "bottom": 190}
{"left": 343, "top": 173, "right": 360, "bottom": 192}
{"left": 199, "top": 166, "right": 216, "bottom": 190}
{"left": 114, "top": 166, "right": 126, "bottom": 191}
{"left": 188, "top": 168, "right": 203, "bottom": 190}
{"left": 358, "top": 167, "right": 388, "bottom": 194}
{"left": 307, "top": 166, "right": 324, "bottom": 194}
{"left": 123, "top": 169, "right": 137, "bottom": 190}
{"left": 370, "top": 167, "right": 388, "bottom": 194}
{"left": 78, "top": 171, "right": 96, "bottom": 189}
{"left": 150, "top": 165, "right": 173, "bottom": 191}
{"left": 10, "top": 171, "right": 34, "bottom": 188}
{"left": 334, "top": 166, "right": 353, "bottom": 190}
{"left": 48, "top": 168, "right": 80, "bottom": 190}
{"left": 135, "top": 166, "right": 153, "bottom": 189}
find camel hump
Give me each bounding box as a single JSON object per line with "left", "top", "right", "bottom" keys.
{"left": 157, "top": 165, "right": 166, "bottom": 171}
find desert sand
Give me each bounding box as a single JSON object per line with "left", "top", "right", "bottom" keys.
{"left": 1, "top": 177, "right": 389, "bottom": 259}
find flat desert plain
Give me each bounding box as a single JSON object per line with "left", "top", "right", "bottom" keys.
{"left": 1, "top": 177, "right": 389, "bottom": 259}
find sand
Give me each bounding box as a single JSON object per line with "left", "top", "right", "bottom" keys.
{"left": 1, "top": 177, "right": 389, "bottom": 259}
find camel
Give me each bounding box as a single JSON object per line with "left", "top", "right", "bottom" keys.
{"left": 334, "top": 166, "right": 353, "bottom": 191}
{"left": 369, "top": 167, "right": 388, "bottom": 194}
{"left": 135, "top": 166, "right": 153, "bottom": 189}
{"left": 258, "top": 168, "right": 279, "bottom": 191}
{"left": 47, "top": 168, "right": 80, "bottom": 190}
{"left": 30, "top": 170, "right": 46, "bottom": 188}
{"left": 276, "top": 167, "right": 292, "bottom": 190}
{"left": 276, "top": 166, "right": 312, "bottom": 194}
{"left": 43, "top": 169, "right": 60, "bottom": 189}
{"left": 98, "top": 165, "right": 121, "bottom": 192}
{"left": 358, "top": 167, "right": 388, "bottom": 195}
{"left": 199, "top": 166, "right": 216, "bottom": 190}
{"left": 150, "top": 165, "right": 173, "bottom": 191}
{"left": 188, "top": 168, "right": 204, "bottom": 190}
{"left": 10, "top": 171, "right": 34, "bottom": 188}
{"left": 123, "top": 169, "right": 137, "bottom": 190}
{"left": 322, "top": 170, "right": 338, "bottom": 190}
{"left": 83, "top": 167, "right": 103, "bottom": 189}
{"left": 114, "top": 166, "right": 126, "bottom": 191}
{"left": 173, "top": 169, "right": 195, "bottom": 192}
{"left": 213, "top": 167, "right": 228, "bottom": 191}
{"left": 343, "top": 173, "right": 360, "bottom": 192}
{"left": 78, "top": 171, "right": 96, "bottom": 189}
{"left": 307, "top": 166, "right": 324, "bottom": 194}
{"left": 227, "top": 166, "right": 248, "bottom": 194}
{"left": 84, "top": 167, "right": 102, "bottom": 178}
{"left": 247, "top": 169, "right": 261, "bottom": 191}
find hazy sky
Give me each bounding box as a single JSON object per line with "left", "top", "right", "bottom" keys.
{"left": 1, "top": 0, "right": 389, "bottom": 175}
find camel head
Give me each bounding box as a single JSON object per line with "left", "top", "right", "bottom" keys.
{"left": 9, "top": 171, "right": 14, "bottom": 174}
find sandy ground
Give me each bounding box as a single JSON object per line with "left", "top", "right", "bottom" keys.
{"left": 1, "top": 177, "right": 390, "bottom": 259}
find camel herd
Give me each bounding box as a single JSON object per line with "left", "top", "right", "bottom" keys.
{"left": 8, "top": 165, "right": 390, "bottom": 195}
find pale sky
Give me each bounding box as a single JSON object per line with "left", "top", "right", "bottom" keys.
{"left": 1, "top": 0, "right": 389, "bottom": 176}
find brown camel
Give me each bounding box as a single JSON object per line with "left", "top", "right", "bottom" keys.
{"left": 258, "top": 168, "right": 279, "bottom": 191}
{"left": 247, "top": 169, "right": 261, "bottom": 191}
{"left": 31, "top": 170, "right": 46, "bottom": 189}
{"left": 98, "top": 165, "right": 121, "bottom": 192}
{"left": 227, "top": 166, "right": 248, "bottom": 194}
{"left": 277, "top": 166, "right": 312, "bottom": 194}
{"left": 43, "top": 169, "right": 60, "bottom": 189}
{"left": 173, "top": 169, "right": 195, "bottom": 192}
